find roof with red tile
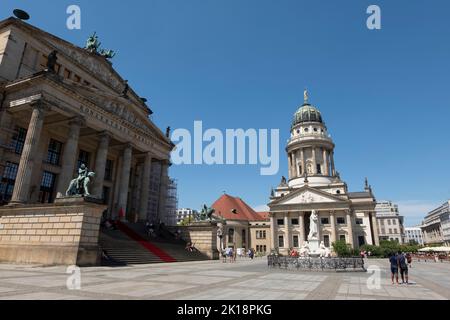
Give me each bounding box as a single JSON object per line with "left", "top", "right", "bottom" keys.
{"left": 211, "top": 194, "right": 269, "bottom": 221}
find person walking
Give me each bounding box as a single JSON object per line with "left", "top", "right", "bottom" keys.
{"left": 389, "top": 252, "right": 399, "bottom": 285}
{"left": 397, "top": 251, "right": 409, "bottom": 284}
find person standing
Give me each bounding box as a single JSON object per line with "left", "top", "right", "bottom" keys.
{"left": 389, "top": 252, "right": 399, "bottom": 285}
{"left": 406, "top": 252, "right": 412, "bottom": 268}
{"left": 397, "top": 251, "right": 409, "bottom": 284}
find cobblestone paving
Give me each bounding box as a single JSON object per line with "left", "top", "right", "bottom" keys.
{"left": 0, "top": 259, "right": 448, "bottom": 300}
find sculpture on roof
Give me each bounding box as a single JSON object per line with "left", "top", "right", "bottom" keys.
{"left": 304, "top": 89, "right": 309, "bottom": 104}
{"left": 46, "top": 50, "right": 58, "bottom": 73}
{"left": 85, "top": 32, "right": 115, "bottom": 60}
{"left": 200, "top": 204, "right": 215, "bottom": 221}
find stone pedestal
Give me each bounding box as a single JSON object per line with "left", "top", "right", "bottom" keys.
{"left": 0, "top": 197, "right": 106, "bottom": 266}
{"left": 308, "top": 239, "right": 320, "bottom": 257}
{"left": 169, "top": 221, "right": 220, "bottom": 259}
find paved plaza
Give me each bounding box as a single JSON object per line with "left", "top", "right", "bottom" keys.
{"left": 0, "top": 258, "right": 448, "bottom": 300}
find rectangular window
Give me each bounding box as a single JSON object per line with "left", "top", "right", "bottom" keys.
{"left": 339, "top": 234, "right": 346, "bottom": 242}
{"left": 392, "top": 220, "right": 397, "bottom": 225}
{"left": 355, "top": 218, "right": 363, "bottom": 225}
{"left": 337, "top": 217, "right": 346, "bottom": 224}
{"left": 321, "top": 217, "right": 329, "bottom": 225}
{"left": 11, "top": 127, "right": 27, "bottom": 154}
{"left": 104, "top": 159, "right": 113, "bottom": 181}
{"left": 0, "top": 162, "right": 19, "bottom": 201}
{"left": 316, "top": 164, "right": 322, "bottom": 174}
{"left": 77, "top": 150, "right": 90, "bottom": 169}
{"left": 39, "top": 171, "right": 56, "bottom": 203}
{"left": 263, "top": 230, "right": 266, "bottom": 239}
{"left": 278, "top": 235, "right": 284, "bottom": 248}
{"left": 263, "top": 245, "right": 267, "bottom": 253}
{"left": 387, "top": 220, "right": 391, "bottom": 225}
{"left": 393, "top": 228, "right": 398, "bottom": 234}
{"left": 293, "top": 235, "right": 299, "bottom": 248}
{"left": 46, "top": 139, "right": 63, "bottom": 165}
{"left": 299, "top": 165, "right": 302, "bottom": 175}
{"left": 358, "top": 235, "right": 365, "bottom": 247}
{"left": 277, "top": 219, "right": 284, "bottom": 226}
{"left": 389, "top": 228, "right": 392, "bottom": 234}
{"left": 323, "top": 235, "right": 330, "bottom": 247}
{"left": 291, "top": 218, "right": 299, "bottom": 225}
{"left": 73, "top": 74, "right": 81, "bottom": 82}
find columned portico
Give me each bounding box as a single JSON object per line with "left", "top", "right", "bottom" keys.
{"left": 92, "top": 132, "right": 110, "bottom": 198}
{"left": 346, "top": 211, "right": 354, "bottom": 247}
{"left": 55, "top": 117, "right": 83, "bottom": 196}
{"left": 157, "top": 160, "right": 170, "bottom": 222}
{"left": 299, "top": 212, "right": 306, "bottom": 243}
{"left": 330, "top": 211, "right": 337, "bottom": 244}
{"left": 10, "top": 103, "right": 47, "bottom": 204}
{"left": 117, "top": 144, "right": 132, "bottom": 220}
{"left": 139, "top": 152, "right": 152, "bottom": 221}
{"left": 268, "top": 92, "right": 378, "bottom": 252}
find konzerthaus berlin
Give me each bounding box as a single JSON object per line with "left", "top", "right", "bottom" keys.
{"left": 0, "top": 17, "right": 174, "bottom": 223}
{"left": 268, "top": 92, "right": 380, "bottom": 254}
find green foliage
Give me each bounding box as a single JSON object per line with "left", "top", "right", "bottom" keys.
{"left": 178, "top": 216, "right": 193, "bottom": 226}
{"left": 361, "top": 240, "right": 421, "bottom": 258}
{"left": 332, "top": 240, "right": 354, "bottom": 257}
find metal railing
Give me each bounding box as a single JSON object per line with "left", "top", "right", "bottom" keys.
{"left": 267, "top": 255, "right": 366, "bottom": 271}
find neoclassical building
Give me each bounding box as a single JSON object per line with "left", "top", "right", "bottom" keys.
{"left": 0, "top": 17, "right": 174, "bottom": 223}
{"left": 268, "top": 92, "right": 379, "bottom": 254}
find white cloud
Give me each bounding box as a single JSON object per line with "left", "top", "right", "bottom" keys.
{"left": 395, "top": 200, "right": 442, "bottom": 227}
{"left": 253, "top": 204, "right": 270, "bottom": 212}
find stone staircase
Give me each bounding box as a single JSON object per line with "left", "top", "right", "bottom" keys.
{"left": 98, "top": 222, "right": 208, "bottom": 266}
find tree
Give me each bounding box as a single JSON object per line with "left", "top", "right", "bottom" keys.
{"left": 332, "top": 240, "right": 353, "bottom": 257}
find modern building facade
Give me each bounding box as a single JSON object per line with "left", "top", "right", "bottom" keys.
{"left": 268, "top": 92, "right": 379, "bottom": 255}
{"left": 421, "top": 200, "right": 450, "bottom": 246}
{"left": 404, "top": 227, "right": 424, "bottom": 245}
{"left": 0, "top": 17, "right": 174, "bottom": 223}
{"left": 375, "top": 201, "right": 405, "bottom": 243}
{"left": 176, "top": 208, "right": 199, "bottom": 225}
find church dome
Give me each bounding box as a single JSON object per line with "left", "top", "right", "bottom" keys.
{"left": 292, "top": 103, "right": 323, "bottom": 127}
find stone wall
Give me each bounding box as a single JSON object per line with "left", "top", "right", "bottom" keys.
{"left": 0, "top": 197, "right": 106, "bottom": 266}
{"left": 169, "top": 222, "right": 219, "bottom": 259}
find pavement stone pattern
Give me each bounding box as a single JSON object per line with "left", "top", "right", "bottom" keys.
{"left": 0, "top": 258, "right": 448, "bottom": 300}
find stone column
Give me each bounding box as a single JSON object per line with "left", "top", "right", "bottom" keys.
{"left": 312, "top": 147, "right": 317, "bottom": 174}
{"left": 330, "top": 210, "right": 337, "bottom": 245}
{"left": 10, "top": 103, "right": 47, "bottom": 204}
{"left": 287, "top": 152, "right": 292, "bottom": 179}
{"left": 284, "top": 214, "right": 290, "bottom": 249}
{"left": 139, "top": 153, "right": 152, "bottom": 221}
{"left": 346, "top": 211, "right": 354, "bottom": 248}
{"left": 55, "top": 118, "right": 83, "bottom": 196}
{"left": 323, "top": 148, "right": 329, "bottom": 176}
{"left": 330, "top": 151, "right": 336, "bottom": 176}
{"left": 92, "top": 132, "right": 110, "bottom": 198}
{"left": 270, "top": 214, "right": 277, "bottom": 250}
{"left": 300, "top": 148, "right": 305, "bottom": 176}
{"left": 371, "top": 212, "right": 380, "bottom": 245}
{"left": 117, "top": 144, "right": 132, "bottom": 220}
{"left": 299, "top": 212, "right": 306, "bottom": 243}
{"left": 157, "top": 160, "right": 169, "bottom": 223}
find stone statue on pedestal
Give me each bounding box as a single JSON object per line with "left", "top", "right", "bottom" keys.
{"left": 308, "top": 210, "right": 319, "bottom": 240}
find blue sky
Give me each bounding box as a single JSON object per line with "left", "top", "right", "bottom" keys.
{"left": 2, "top": 0, "right": 450, "bottom": 226}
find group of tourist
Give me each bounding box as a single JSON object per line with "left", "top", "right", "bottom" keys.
{"left": 221, "top": 247, "right": 257, "bottom": 262}
{"left": 389, "top": 251, "right": 413, "bottom": 285}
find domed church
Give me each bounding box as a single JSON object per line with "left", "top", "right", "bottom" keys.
{"left": 268, "top": 91, "right": 380, "bottom": 254}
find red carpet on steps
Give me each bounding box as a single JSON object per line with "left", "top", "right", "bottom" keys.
{"left": 117, "top": 221, "right": 177, "bottom": 263}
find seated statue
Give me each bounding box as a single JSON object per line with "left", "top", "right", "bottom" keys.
{"left": 319, "top": 241, "right": 331, "bottom": 258}
{"left": 66, "top": 170, "right": 96, "bottom": 197}
{"left": 299, "top": 241, "right": 310, "bottom": 257}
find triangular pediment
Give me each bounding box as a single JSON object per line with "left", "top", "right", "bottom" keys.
{"left": 271, "top": 186, "right": 347, "bottom": 206}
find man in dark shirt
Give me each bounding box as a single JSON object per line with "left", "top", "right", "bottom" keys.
{"left": 397, "top": 251, "right": 409, "bottom": 284}
{"left": 389, "top": 253, "right": 399, "bottom": 285}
